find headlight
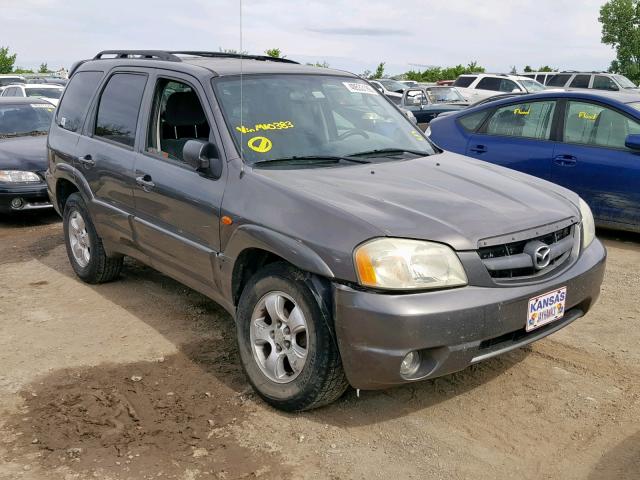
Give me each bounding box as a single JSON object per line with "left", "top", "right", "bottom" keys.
{"left": 0, "top": 170, "right": 41, "bottom": 183}
{"left": 579, "top": 197, "right": 595, "bottom": 248}
{"left": 354, "top": 238, "right": 468, "bottom": 290}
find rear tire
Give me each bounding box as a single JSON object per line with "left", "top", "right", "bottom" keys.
{"left": 63, "top": 193, "right": 122, "bottom": 284}
{"left": 236, "top": 262, "right": 348, "bottom": 411}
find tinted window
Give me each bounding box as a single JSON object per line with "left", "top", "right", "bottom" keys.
{"left": 56, "top": 71, "right": 103, "bottom": 132}
{"left": 477, "top": 78, "right": 520, "bottom": 92}
{"left": 453, "top": 76, "right": 476, "bottom": 88}
{"left": 146, "top": 79, "right": 211, "bottom": 162}
{"left": 569, "top": 75, "right": 591, "bottom": 89}
{"left": 458, "top": 110, "right": 489, "bottom": 132}
{"left": 26, "top": 88, "right": 62, "bottom": 99}
{"left": 485, "top": 101, "right": 556, "bottom": 140}
{"left": 535, "top": 74, "right": 547, "bottom": 84}
{"left": 547, "top": 74, "right": 572, "bottom": 87}
{"left": 95, "top": 73, "right": 147, "bottom": 147}
{"left": 592, "top": 75, "right": 618, "bottom": 91}
{"left": 0, "top": 78, "right": 24, "bottom": 87}
{"left": 563, "top": 101, "right": 640, "bottom": 149}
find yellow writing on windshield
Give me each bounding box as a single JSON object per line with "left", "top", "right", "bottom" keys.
{"left": 236, "top": 121, "right": 294, "bottom": 134}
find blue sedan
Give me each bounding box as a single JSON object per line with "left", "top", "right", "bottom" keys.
{"left": 428, "top": 91, "right": 640, "bottom": 233}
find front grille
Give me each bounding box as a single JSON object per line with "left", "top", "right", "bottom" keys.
{"left": 478, "top": 225, "right": 575, "bottom": 280}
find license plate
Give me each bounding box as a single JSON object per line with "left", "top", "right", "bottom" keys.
{"left": 526, "top": 286, "right": 567, "bottom": 332}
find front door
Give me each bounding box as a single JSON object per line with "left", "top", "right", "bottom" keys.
{"left": 552, "top": 100, "right": 640, "bottom": 228}
{"left": 131, "top": 72, "right": 226, "bottom": 291}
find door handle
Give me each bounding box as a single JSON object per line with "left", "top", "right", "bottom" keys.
{"left": 136, "top": 174, "right": 155, "bottom": 190}
{"left": 470, "top": 144, "right": 487, "bottom": 154}
{"left": 553, "top": 154, "right": 577, "bottom": 167}
{"left": 77, "top": 155, "right": 95, "bottom": 168}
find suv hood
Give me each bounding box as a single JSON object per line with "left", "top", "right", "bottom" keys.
{"left": 256, "top": 152, "right": 580, "bottom": 251}
{"left": 0, "top": 135, "right": 48, "bottom": 172}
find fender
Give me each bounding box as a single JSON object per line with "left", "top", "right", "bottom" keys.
{"left": 53, "top": 162, "right": 95, "bottom": 207}
{"left": 218, "top": 224, "right": 336, "bottom": 304}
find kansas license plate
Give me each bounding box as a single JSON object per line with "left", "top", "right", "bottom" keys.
{"left": 526, "top": 287, "right": 567, "bottom": 332}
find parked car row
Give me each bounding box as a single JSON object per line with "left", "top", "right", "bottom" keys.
{"left": 522, "top": 71, "right": 639, "bottom": 92}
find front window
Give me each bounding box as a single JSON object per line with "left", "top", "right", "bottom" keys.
{"left": 612, "top": 74, "right": 637, "bottom": 89}
{"left": 547, "top": 74, "right": 571, "bottom": 87}
{"left": 0, "top": 103, "right": 55, "bottom": 136}
{"left": 453, "top": 76, "right": 476, "bottom": 88}
{"left": 212, "top": 74, "right": 434, "bottom": 165}
{"left": 563, "top": 101, "right": 640, "bottom": 149}
{"left": 378, "top": 79, "right": 406, "bottom": 93}
{"left": 425, "top": 87, "right": 466, "bottom": 103}
{"left": 519, "top": 79, "right": 546, "bottom": 92}
{"left": 26, "top": 88, "right": 62, "bottom": 99}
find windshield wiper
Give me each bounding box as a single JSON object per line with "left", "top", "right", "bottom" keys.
{"left": 253, "top": 155, "right": 370, "bottom": 167}
{"left": 347, "top": 148, "right": 431, "bottom": 158}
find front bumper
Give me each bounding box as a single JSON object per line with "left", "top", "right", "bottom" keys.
{"left": 0, "top": 182, "right": 52, "bottom": 213}
{"left": 333, "top": 239, "right": 606, "bottom": 389}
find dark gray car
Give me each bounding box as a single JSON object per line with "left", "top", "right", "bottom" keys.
{"left": 46, "top": 51, "right": 606, "bottom": 411}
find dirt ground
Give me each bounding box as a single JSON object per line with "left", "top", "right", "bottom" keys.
{"left": 0, "top": 211, "right": 638, "bottom": 480}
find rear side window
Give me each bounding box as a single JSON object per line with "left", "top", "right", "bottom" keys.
{"left": 592, "top": 75, "right": 619, "bottom": 91}
{"left": 94, "top": 73, "right": 147, "bottom": 147}
{"left": 547, "top": 74, "right": 571, "bottom": 87}
{"left": 56, "top": 71, "right": 103, "bottom": 132}
{"left": 458, "top": 110, "right": 488, "bottom": 132}
{"left": 453, "top": 76, "right": 476, "bottom": 88}
{"left": 485, "top": 101, "right": 556, "bottom": 140}
{"left": 569, "top": 75, "right": 591, "bottom": 88}
{"left": 535, "top": 74, "right": 547, "bottom": 84}
{"left": 477, "top": 78, "right": 519, "bottom": 93}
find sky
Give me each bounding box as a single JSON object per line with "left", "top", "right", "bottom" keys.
{"left": 1, "top": 0, "right": 615, "bottom": 76}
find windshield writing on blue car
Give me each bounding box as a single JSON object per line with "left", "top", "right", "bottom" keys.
{"left": 0, "top": 104, "right": 54, "bottom": 135}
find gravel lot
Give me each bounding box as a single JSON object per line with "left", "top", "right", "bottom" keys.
{"left": 0, "top": 211, "right": 638, "bottom": 480}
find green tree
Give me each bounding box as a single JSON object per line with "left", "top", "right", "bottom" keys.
{"left": 538, "top": 65, "right": 556, "bottom": 72}
{"left": 265, "top": 48, "right": 282, "bottom": 58}
{"left": 524, "top": 65, "right": 533, "bottom": 72}
{"left": 404, "top": 61, "right": 485, "bottom": 83}
{"left": 0, "top": 46, "right": 17, "bottom": 74}
{"left": 38, "top": 62, "right": 49, "bottom": 73}
{"left": 372, "top": 62, "right": 386, "bottom": 79}
{"left": 12, "top": 67, "right": 33, "bottom": 74}
{"left": 599, "top": 0, "right": 640, "bottom": 82}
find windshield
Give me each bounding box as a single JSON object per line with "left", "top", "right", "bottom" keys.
{"left": 520, "top": 79, "right": 546, "bottom": 92}
{"left": 0, "top": 103, "right": 54, "bottom": 135}
{"left": 426, "top": 87, "right": 466, "bottom": 103}
{"left": 26, "top": 87, "right": 62, "bottom": 99}
{"left": 212, "top": 74, "right": 435, "bottom": 165}
{"left": 378, "top": 79, "right": 407, "bottom": 92}
{"left": 0, "top": 77, "right": 25, "bottom": 87}
{"left": 613, "top": 74, "right": 637, "bottom": 89}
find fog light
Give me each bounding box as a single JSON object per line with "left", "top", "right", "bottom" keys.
{"left": 11, "top": 197, "right": 24, "bottom": 209}
{"left": 400, "top": 351, "right": 421, "bottom": 377}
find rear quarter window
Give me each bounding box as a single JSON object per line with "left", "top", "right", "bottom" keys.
{"left": 56, "top": 71, "right": 104, "bottom": 132}
{"left": 547, "top": 74, "right": 571, "bottom": 87}
{"left": 458, "top": 110, "right": 489, "bottom": 132}
{"left": 453, "top": 76, "right": 476, "bottom": 88}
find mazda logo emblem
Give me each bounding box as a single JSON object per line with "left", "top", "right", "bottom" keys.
{"left": 534, "top": 245, "right": 551, "bottom": 269}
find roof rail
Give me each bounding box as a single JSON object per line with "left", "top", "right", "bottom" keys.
{"left": 170, "top": 51, "right": 299, "bottom": 64}
{"left": 93, "top": 50, "right": 182, "bottom": 61}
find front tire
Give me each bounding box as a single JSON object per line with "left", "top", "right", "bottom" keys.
{"left": 236, "top": 262, "right": 348, "bottom": 411}
{"left": 63, "top": 193, "right": 123, "bottom": 284}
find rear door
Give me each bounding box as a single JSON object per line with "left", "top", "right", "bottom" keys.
{"left": 74, "top": 70, "right": 148, "bottom": 247}
{"left": 552, "top": 99, "right": 640, "bottom": 228}
{"left": 131, "top": 71, "right": 226, "bottom": 291}
{"left": 465, "top": 99, "right": 559, "bottom": 180}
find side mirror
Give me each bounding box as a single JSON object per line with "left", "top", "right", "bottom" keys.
{"left": 183, "top": 140, "right": 222, "bottom": 179}
{"left": 512, "top": 88, "right": 522, "bottom": 93}
{"left": 625, "top": 134, "right": 640, "bottom": 151}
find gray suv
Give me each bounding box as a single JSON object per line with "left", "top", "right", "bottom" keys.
{"left": 47, "top": 51, "right": 606, "bottom": 411}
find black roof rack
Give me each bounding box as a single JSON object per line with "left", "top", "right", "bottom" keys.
{"left": 170, "top": 51, "right": 299, "bottom": 64}
{"left": 94, "top": 50, "right": 182, "bottom": 61}
{"left": 92, "top": 50, "right": 299, "bottom": 64}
